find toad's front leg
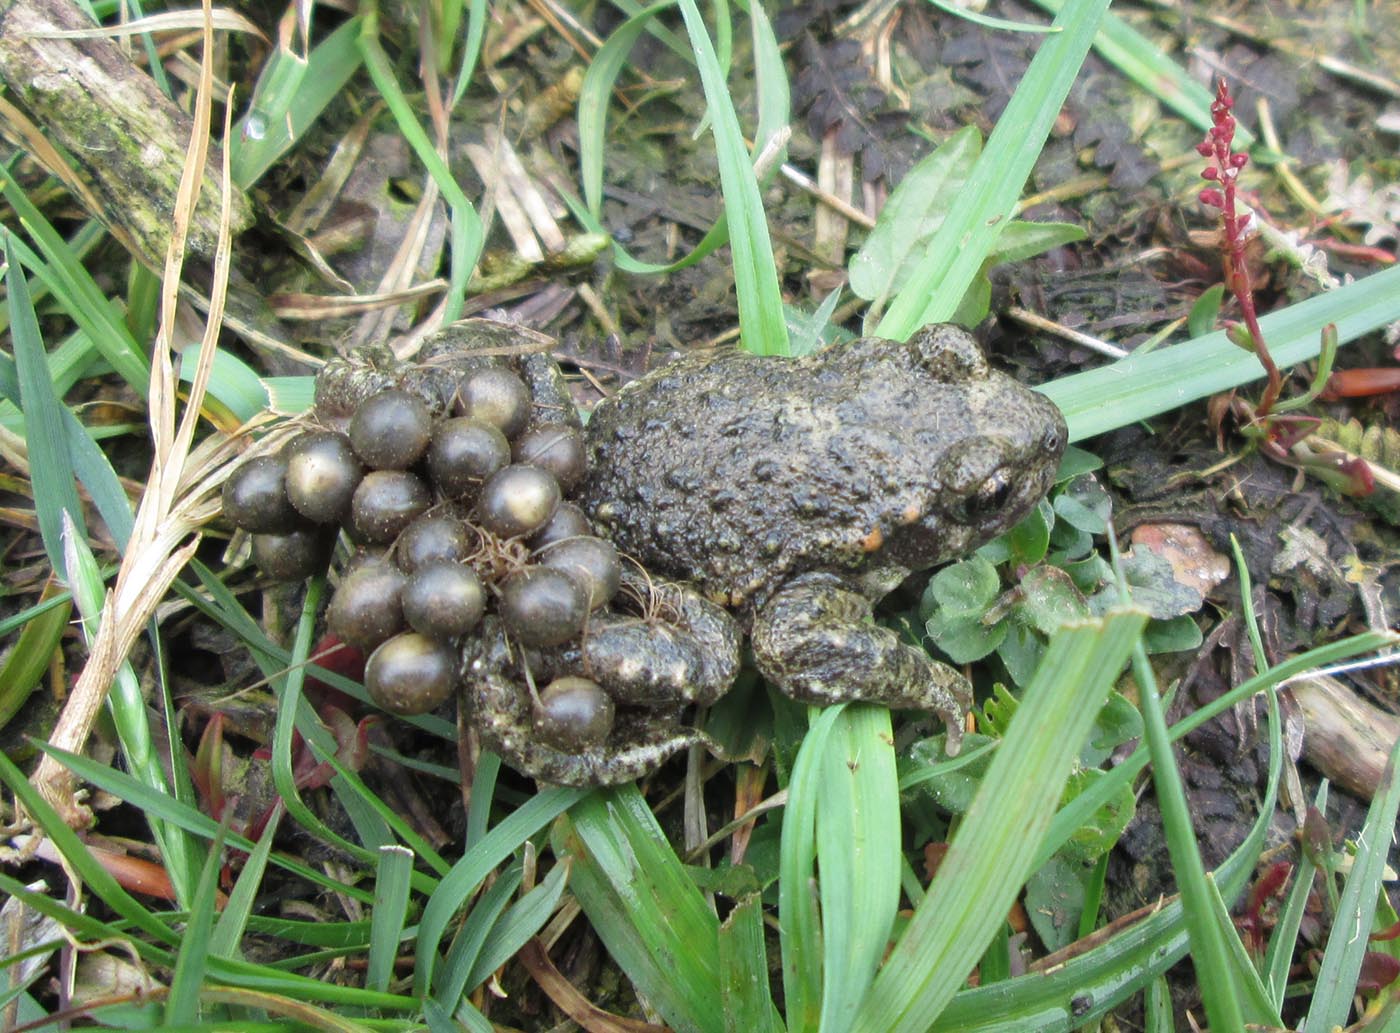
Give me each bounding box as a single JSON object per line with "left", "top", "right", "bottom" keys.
{"left": 750, "top": 573, "right": 972, "bottom": 753}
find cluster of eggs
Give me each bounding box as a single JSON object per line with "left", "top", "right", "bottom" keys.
{"left": 222, "top": 362, "right": 623, "bottom": 727}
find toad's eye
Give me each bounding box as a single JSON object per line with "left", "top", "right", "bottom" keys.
{"left": 956, "top": 471, "right": 1015, "bottom": 525}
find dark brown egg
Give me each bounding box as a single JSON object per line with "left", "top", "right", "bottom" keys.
{"left": 350, "top": 471, "right": 432, "bottom": 543}
{"left": 403, "top": 562, "right": 486, "bottom": 639}
{"left": 537, "top": 536, "right": 621, "bottom": 611}
{"left": 512, "top": 423, "right": 587, "bottom": 492}
{"left": 456, "top": 367, "right": 531, "bottom": 439}
{"left": 528, "top": 502, "right": 593, "bottom": 548}
{"left": 222, "top": 454, "right": 299, "bottom": 533}
{"left": 251, "top": 526, "right": 336, "bottom": 581}
{"left": 476, "top": 465, "right": 560, "bottom": 539}
{"left": 426, "top": 418, "right": 510, "bottom": 499}
{"left": 498, "top": 567, "right": 588, "bottom": 646}
{"left": 396, "top": 513, "right": 472, "bottom": 573}
{"left": 534, "top": 677, "right": 614, "bottom": 752}
{"left": 365, "top": 632, "right": 458, "bottom": 716}
{"left": 284, "top": 430, "right": 363, "bottom": 524}
{"left": 349, "top": 388, "right": 433, "bottom": 470}
{"left": 326, "top": 561, "right": 407, "bottom": 652}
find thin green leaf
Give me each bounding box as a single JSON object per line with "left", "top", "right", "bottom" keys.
{"left": 1266, "top": 784, "right": 1327, "bottom": 1007}
{"left": 780, "top": 707, "right": 840, "bottom": 1033}
{"left": 849, "top": 127, "right": 980, "bottom": 314}
{"left": 179, "top": 343, "right": 269, "bottom": 422}
{"left": 1042, "top": 264, "right": 1400, "bottom": 441}
{"left": 0, "top": 582, "right": 69, "bottom": 731}
{"left": 1306, "top": 737, "right": 1400, "bottom": 1032}
{"left": 435, "top": 864, "right": 524, "bottom": 1009}
{"left": 877, "top": 0, "right": 1110, "bottom": 338}
{"left": 1023, "top": 0, "right": 1252, "bottom": 146}
{"left": 0, "top": 751, "right": 179, "bottom": 946}
{"left": 415, "top": 786, "right": 585, "bottom": 994}
{"left": 34, "top": 741, "right": 375, "bottom": 905}
{"left": 720, "top": 894, "right": 783, "bottom": 1033}
{"left": 854, "top": 608, "right": 1148, "bottom": 1033}
{"left": 816, "top": 705, "right": 900, "bottom": 1033}
{"left": 556, "top": 785, "right": 723, "bottom": 1033}
{"left": 210, "top": 808, "right": 284, "bottom": 960}
{"left": 367, "top": 846, "right": 415, "bottom": 994}
{"left": 678, "top": 0, "right": 788, "bottom": 355}
{"left": 230, "top": 19, "right": 365, "bottom": 187}
{"left": 166, "top": 823, "right": 229, "bottom": 1024}
{"left": 463, "top": 860, "right": 571, "bottom": 992}
{"left": 7, "top": 235, "right": 87, "bottom": 574}
{"left": 926, "top": 0, "right": 1060, "bottom": 31}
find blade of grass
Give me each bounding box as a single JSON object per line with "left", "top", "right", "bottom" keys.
{"left": 0, "top": 751, "right": 179, "bottom": 946}
{"left": 854, "top": 607, "right": 1148, "bottom": 1033}
{"left": 166, "top": 823, "right": 229, "bottom": 1025}
{"left": 1266, "top": 784, "right": 1327, "bottom": 1007}
{"left": 367, "top": 846, "right": 415, "bottom": 994}
{"left": 414, "top": 786, "right": 585, "bottom": 994}
{"left": 876, "top": 0, "right": 1111, "bottom": 338}
{"left": 61, "top": 512, "right": 200, "bottom": 906}
{"left": 720, "top": 893, "right": 783, "bottom": 1033}
{"left": 1305, "top": 737, "right": 1400, "bottom": 1031}
{"left": 0, "top": 577, "right": 69, "bottom": 731}
{"left": 358, "top": 10, "right": 484, "bottom": 305}
{"left": 779, "top": 706, "right": 841, "bottom": 1033}
{"left": 230, "top": 19, "right": 365, "bottom": 188}
{"left": 1023, "top": 0, "right": 1253, "bottom": 147}
{"left": 555, "top": 785, "right": 724, "bottom": 1033}
{"left": 816, "top": 705, "right": 900, "bottom": 1033}
{"left": 7, "top": 236, "right": 88, "bottom": 574}
{"left": 461, "top": 860, "right": 571, "bottom": 992}
{"left": 210, "top": 807, "right": 284, "bottom": 960}
{"left": 33, "top": 742, "right": 375, "bottom": 903}
{"left": 434, "top": 863, "right": 524, "bottom": 1010}
{"left": 1042, "top": 263, "right": 1400, "bottom": 441}
{"left": 677, "top": 0, "right": 788, "bottom": 356}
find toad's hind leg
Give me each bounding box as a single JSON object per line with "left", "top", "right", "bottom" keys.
{"left": 750, "top": 574, "right": 972, "bottom": 753}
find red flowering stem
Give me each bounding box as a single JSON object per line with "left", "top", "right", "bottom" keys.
{"left": 1198, "top": 80, "right": 1283, "bottom": 415}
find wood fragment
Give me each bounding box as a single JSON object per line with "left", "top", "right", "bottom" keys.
{"left": 0, "top": 0, "right": 253, "bottom": 266}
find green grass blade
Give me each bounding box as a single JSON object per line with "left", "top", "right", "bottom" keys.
{"left": 816, "top": 705, "right": 900, "bottom": 1033}
{"left": 1131, "top": 642, "right": 1246, "bottom": 1031}
{"left": 435, "top": 863, "right": 523, "bottom": 1009}
{"left": 780, "top": 706, "right": 840, "bottom": 1033}
{"left": 1267, "top": 784, "right": 1327, "bottom": 1006}
{"left": 854, "top": 607, "right": 1148, "bottom": 1033}
{"left": 1042, "top": 264, "right": 1400, "bottom": 440}
{"left": 7, "top": 235, "right": 88, "bottom": 574}
{"left": 554, "top": 785, "right": 723, "bottom": 1033}
{"left": 210, "top": 808, "right": 284, "bottom": 960}
{"left": 358, "top": 13, "right": 484, "bottom": 290}
{"left": 0, "top": 751, "right": 179, "bottom": 946}
{"left": 677, "top": 0, "right": 788, "bottom": 356}
{"left": 415, "top": 786, "right": 584, "bottom": 994}
{"left": 1305, "top": 737, "right": 1400, "bottom": 1031}
{"left": 179, "top": 343, "right": 269, "bottom": 422}
{"left": 0, "top": 581, "right": 69, "bottom": 731}
{"left": 33, "top": 741, "right": 375, "bottom": 902}
{"left": 462, "top": 860, "right": 571, "bottom": 992}
{"left": 60, "top": 512, "right": 200, "bottom": 905}
{"left": 876, "top": 0, "right": 1110, "bottom": 339}
{"left": 720, "top": 893, "right": 783, "bottom": 1033}
{"left": 230, "top": 19, "right": 364, "bottom": 188}
{"left": 1023, "top": 0, "right": 1252, "bottom": 147}
{"left": 0, "top": 179, "right": 151, "bottom": 394}
{"left": 166, "top": 823, "right": 228, "bottom": 1024}
{"left": 367, "top": 846, "right": 415, "bottom": 994}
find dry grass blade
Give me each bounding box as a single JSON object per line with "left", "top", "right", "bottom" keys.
{"left": 517, "top": 939, "right": 668, "bottom": 1033}
{"left": 269, "top": 280, "right": 448, "bottom": 319}
{"left": 29, "top": 7, "right": 266, "bottom": 40}
{"left": 31, "top": 0, "right": 241, "bottom": 827}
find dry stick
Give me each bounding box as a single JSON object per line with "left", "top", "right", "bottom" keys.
{"left": 0, "top": 0, "right": 251, "bottom": 267}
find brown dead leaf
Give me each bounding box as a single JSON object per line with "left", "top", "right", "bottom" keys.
{"left": 1128, "top": 522, "right": 1230, "bottom": 604}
